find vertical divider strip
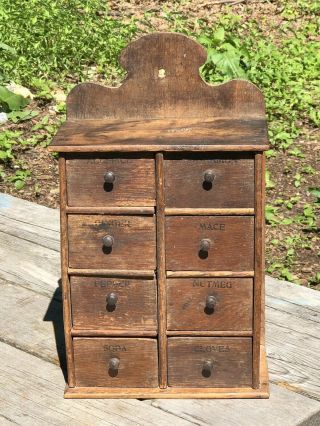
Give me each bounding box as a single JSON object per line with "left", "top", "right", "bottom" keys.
{"left": 156, "top": 152, "right": 168, "bottom": 388}
{"left": 253, "top": 152, "right": 264, "bottom": 388}
{"left": 59, "top": 154, "right": 76, "bottom": 387}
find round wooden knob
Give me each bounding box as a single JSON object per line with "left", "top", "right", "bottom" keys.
{"left": 203, "top": 169, "right": 215, "bottom": 183}
{"left": 102, "top": 235, "right": 114, "bottom": 248}
{"left": 109, "top": 357, "right": 120, "bottom": 372}
{"left": 106, "top": 292, "right": 118, "bottom": 308}
{"left": 202, "top": 359, "right": 214, "bottom": 377}
{"left": 205, "top": 295, "right": 217, "bottom": 310}
{"left": 200, "top": 238, "right": 211, "bottom": 252}
{"left": 104, "top": 171, "right": 115, "bottom": 184}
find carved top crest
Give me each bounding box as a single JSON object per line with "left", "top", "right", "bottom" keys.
{"left": 50, "top": 32, "right": 269, "bottom": 152}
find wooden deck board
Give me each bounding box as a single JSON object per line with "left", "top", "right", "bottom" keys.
{"left": 0, "top": 193, "right": 319, "bottom": 424}
{"left": 0, "top": 342, "right": 193, "bottom": 426}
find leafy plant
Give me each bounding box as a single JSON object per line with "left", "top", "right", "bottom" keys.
{"left": 7, "top": 168, "right": 31, "bottom": 190}
{"left": 0, "top": 86, "right": 29, "bottom": 112}
{"left": 199, "top": 27, "right": 248, "bottom": 81}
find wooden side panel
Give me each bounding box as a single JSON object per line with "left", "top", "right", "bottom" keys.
{"left": 66, "top": 155, "right": 155, "bottom": 207}
{"left": 68, "top": 215, "right": 156, "bottom": 269}
{"left": 73, "top": 338, "right": 158, "bottom": 388}
{"left": 70, "top": 276, "right": 157, "bottom": 331}
{"left": 167, "top": 337, "right": 252, "bottom": 388}
{"left": 156, "top": 153, "right": 168, "bottom": 388}
{"left": 165, "top": 216, "right": 254, "bottom": 271}
{"left": 164, "top": 154, "right": 254, "bottom": 208}
{"left": 59, "top": 155, "right": 75, "bottom": 387}
{"left": 253, "top": 153, "right": 265, "bottom": 388}
{"left": 167, "top": 278, "right": 253, "bottom": 332}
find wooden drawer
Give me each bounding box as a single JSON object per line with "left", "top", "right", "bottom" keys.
{"left": 164, "top": 154, "right": 254, "bottom": 208}
{"left": 71, "top": 276, "right": 157, "bottom": 331}
{"left": 74, "top": 338, "right": 158, "bottom": 387}
{"left": 68, "top": 215, "right": 156, "bottom": 269}
{"left": 66, "top": 154, "right": 155, "bottom": 207}
{"left": 167, "top": 278, "right": 253, "bottom": 332}
{"left": 168, "top": 337, "right": 252, "bottom": 387}
{"left": 165, "top": 216, "right": 254, "bottom": 271}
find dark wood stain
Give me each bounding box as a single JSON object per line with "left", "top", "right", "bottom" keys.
{"left": 70, "top": 276, "right": 157, "bottom": 331}
{"left": 167, "top": 278, "right": 253, "bottom": 332}
{"left": 167, "top": 337, "right": 252, "bottom": 387}
{"left": 164, "top": 153, "right": 254, "bottom": 208}
{"left": 66, "top": 154, "right": 156, "bottom": 207}
{"left": 165, "top": 216, "right": 254, "bottom": 271}
{"left": 73, "top": 338, "right": 158, "bottom": 387}
{"left": 68, "top": 215, "right": 156, "bottom": 270}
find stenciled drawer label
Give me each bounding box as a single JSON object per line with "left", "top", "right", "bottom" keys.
{"left": 192, "top": 279, "right": 232, "bottom": 289}
{"left": 97, "top": 219, "right": 132, "bottom": 230}
{"left": 94, "top": 280, "right": 130, "bottom": 289}
{"left": 199, "top": 223, "right": 225, "bottom": 231}
{"left": 104, "top": 344, "right": 127, "bottom": 352}
{"left": 193, "top": 345, "right": 230, "bottom": 353}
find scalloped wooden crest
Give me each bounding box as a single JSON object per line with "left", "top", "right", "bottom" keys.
{"left": 67, "top": 32, "right": 265, "bottom": 120}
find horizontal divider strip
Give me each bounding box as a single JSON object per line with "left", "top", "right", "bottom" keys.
{"left": 66, "top": 206, "right": 155, "bottom": 215}
{"left": 71, "top": 329, "right": 157, "bottom": 337}
{"left": 49, "top": 144, "right": 270, "bottom": 153}
{"left": 68, "top": 268, "right": 155, "bottom": 278}
{"left": 166, "top": 271, "right": 255, "bottom": 278}
{"left": 65, "top": 385, "right": 269, "bottom": 399}
{"left": 165, "top": 208, "right": 254, "bottom": 216}
{"left": 166, "top": 330, "right": 252, "bottom": 337}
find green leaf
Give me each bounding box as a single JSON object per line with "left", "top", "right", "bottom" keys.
{"left": 213, "top": 27, "right": 225, "bottom": 43}
{"left": 0, "top": 42, "right": 16, "bottom": 54}
{"left": 14, "top": 180, "right": 25, "bottom": 190}
{"left": 209, "top": 51, "right": 247, "bottom": 79}
{"left": 7, "top": 110, "right": 38, "bottom": 123}
{"left": 0, "top": 86, "right": 29, "bottom": 112}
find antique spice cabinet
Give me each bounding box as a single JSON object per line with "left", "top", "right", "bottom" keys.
{"left": 49, "top": 33, "right": 269, "bottom": 398}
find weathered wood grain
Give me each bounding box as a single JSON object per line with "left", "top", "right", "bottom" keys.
{"left": 167, "top": 278, "right": 253, "bottom": 332}
{"left": 64, "top": 33, "right": 265, "bottom": 120}
{"left": 156, "top": 153, "right": 168, "bottom": 388}
{"left": 164, "top": 153, "right": 254, "bottom": 208}
{"left": 0, "top": 279, "right": 63, "bottom": 366}
{"left": 0, "top": 231, "right": 60, "bottom": 297}
{"left": 167, "top": 337, "right": 252, "bottom": 388}
{"left": 50, "top": 118, "right": 269, "bottom": 151}
{"left": 66, "top": 154, "right": 156, "bottom": 207}
{"left": 68, "top": 214, "right": 156, "bottom": 269}
{"left": 70, "top": 276, "right": 157, "bottom": 332}
{"left": 165, "top": 216, "right": 254, "bottom": 271}
{"left": 73, "top": 338, "right": 158, "bottom": 388}
{"left": 152, "top": 383, "right": 320, "bottom": 426}
{"left": 0, "top": 342, "right": 192, "bottom": 426}
{"left": 265, "top": 277, "right": 320, "bottom": 401}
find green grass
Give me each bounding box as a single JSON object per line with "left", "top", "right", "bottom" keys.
{"left": 0, "top": 0, "right": 138, "bottom": 86}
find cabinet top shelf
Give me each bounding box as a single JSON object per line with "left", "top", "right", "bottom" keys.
{"left": 49, "top": 116, "right": 269, "bottom": 152}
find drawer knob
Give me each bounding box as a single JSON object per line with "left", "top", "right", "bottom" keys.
{"left": 106, "top": 292, "right": 118, "bottom": 309}
{"left": 104, "top": 171, "right": 115, "bottom": 184}
{"left": 202, "top": 359, "right": 214, "bottom": 378}
{"left": 205, "top": 295, "right": 217, "bottom": 311}
{"left": 108, "top": 357, "right": 120, "bottom": 376}
{"left": 203, "top": 169, "right": 215, "bottom": 183}
{"left": 199, "top": 238, "right": 211, "bottom": 252}
{"left": 102, "top": 234, "right": 114, "bottom": 248}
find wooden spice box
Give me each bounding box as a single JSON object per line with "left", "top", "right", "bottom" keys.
{"left": 49, "top": 32, "right": 269, "bottom": 398}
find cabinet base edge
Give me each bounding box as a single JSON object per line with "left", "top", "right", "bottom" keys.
{"left": 64, "top": 346, "right": 269, "bottom": 399}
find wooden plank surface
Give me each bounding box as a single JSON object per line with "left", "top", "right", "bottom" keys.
{"left": 0, "top": 194, "right": 320, "bottom": 424}
{"left": 0, "top": 342, "right": 192, "bottom": 426}
{"left": 50, "top": 117, "right": 268, "bottom": 150}
{"left": 152, "top": 384, "right": 320, "bottom": 426}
